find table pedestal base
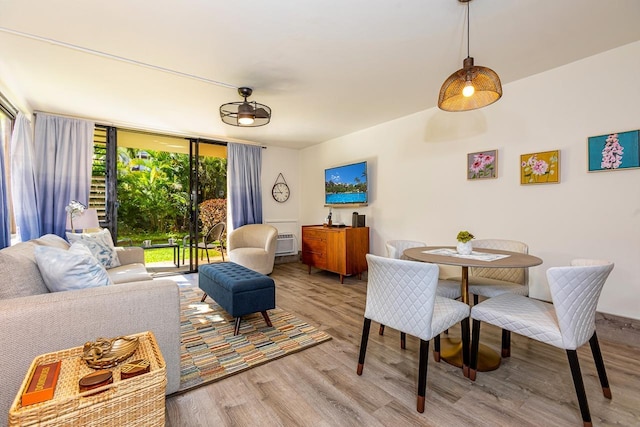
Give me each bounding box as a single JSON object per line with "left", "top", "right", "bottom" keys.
{"left": 439, "top": 337, "right": 501, "bottom": 376}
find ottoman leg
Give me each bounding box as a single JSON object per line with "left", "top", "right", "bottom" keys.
{"left": 200, "top": 293, "right": 208, "bottom": 302}
{"left": 261, "top": 311, "right": 273, "bottom": 327}
{"left": 234, "top": 317, "right": 242, "bottom": 335}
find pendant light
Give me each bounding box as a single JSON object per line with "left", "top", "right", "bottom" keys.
{"left": 220, "top": 87, "right": 271, "bottom": 127}
{"left": 438, "top": 0, "right": 502, "bottom": 112}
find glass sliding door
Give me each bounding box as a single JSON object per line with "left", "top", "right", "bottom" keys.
{"left": 94, "top": 128, "right": 226, "bottom": 274}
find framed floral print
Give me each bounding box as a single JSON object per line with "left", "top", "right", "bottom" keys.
{"left": 520, "top": 150, "right": 560, "bottom": 184}
{"left": 587, "top": 130, "right": 640, "bottom": 172}
{"left": 467, "top": 150, "right": 497, "bottom": 180}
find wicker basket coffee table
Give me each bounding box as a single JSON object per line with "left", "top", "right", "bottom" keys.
{"left": 9, "top": 331, "right": 166, "bottom": 427}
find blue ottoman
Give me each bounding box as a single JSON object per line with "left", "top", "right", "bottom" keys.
{"left": 199, "top": 262, "right": 276, "bottom": 335}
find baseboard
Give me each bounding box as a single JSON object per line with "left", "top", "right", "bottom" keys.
{"left": 596, "top": 312, "right": 640, "bottom": 348}
{"left": 274, "top": 252, "right": 301, "bottom": 264}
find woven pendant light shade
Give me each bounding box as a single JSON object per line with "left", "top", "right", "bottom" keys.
{"left": 438, "top": 0, "right": 502, "bottom": 112}
{"left": 438, "top": 56, "right": 502, "bottom": 111}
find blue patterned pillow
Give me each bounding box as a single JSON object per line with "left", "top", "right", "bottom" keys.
{"left": 34, "top": 243, "right": 113, "bottom": 292}
{"left": 66, "top": 229, "right": 121, "bottom": 268}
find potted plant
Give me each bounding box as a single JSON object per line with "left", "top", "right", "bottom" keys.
{"left": 456, "top": 231, "right": 475, "bottom": 255}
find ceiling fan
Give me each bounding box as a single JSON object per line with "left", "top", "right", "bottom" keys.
{"left": 219, "top": 87, "right": 271, "bottom": 127}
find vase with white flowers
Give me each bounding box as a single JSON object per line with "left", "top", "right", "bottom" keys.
{"left": 456, "top": 231, "right": 475, "bottom": 255}
{"left": 65, "top": 200, "right": 86, "bottom": 232}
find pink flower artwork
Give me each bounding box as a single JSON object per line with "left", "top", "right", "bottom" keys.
{"left": 600, "top": 133, "right": 624, "bottom": 169}
{"left": 467, "top": 150, "right": 497, "bottom": 179}
{"left": 520, "top": 150, "right": 559, "bottom": 184}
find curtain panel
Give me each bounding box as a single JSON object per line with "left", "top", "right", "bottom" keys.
{"left": 33, "top": 113, "right": 95, "bottom": 237}
{"left": 227, "top": 142, "right": 263, "bottom": 229}
{"left": 10, "top": 112, "right": 41, "bottom": 241}
{"left": 0, "top": 123, "right": 10, "bottom": 248}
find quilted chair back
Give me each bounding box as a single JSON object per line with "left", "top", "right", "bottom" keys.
{"left": 547, "top": 259, "right": 614, "bottom": 350}
{"left": 385, "top": 240, "right": 427, "bottom": 260}
{"left": 364, "top": 254, "right": 440, "bottom": 341}
{"left": 470, "top": 239, "right": 528, "bottom": 285}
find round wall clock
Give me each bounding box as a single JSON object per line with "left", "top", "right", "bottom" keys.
{"left": 272, "top": 173, "right": 290, "bottom": 203}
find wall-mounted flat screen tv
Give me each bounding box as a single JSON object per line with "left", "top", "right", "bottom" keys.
{"left": 324, "top": 161, "right": 368, "bottom": 206}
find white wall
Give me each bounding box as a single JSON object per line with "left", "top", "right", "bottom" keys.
{"left": 262, "top": 146, "right": 301, "bottom": 240}
{"left": 299, "top": 41, "right": 640, "bottom": 320}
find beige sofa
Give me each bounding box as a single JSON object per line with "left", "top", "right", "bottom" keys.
{"left": 0, "top": 234, "right": 180, "bottom": 426}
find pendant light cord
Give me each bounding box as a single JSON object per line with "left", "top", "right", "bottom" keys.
{"left": 466, "top": 1, "right": 470, "bottom": 58}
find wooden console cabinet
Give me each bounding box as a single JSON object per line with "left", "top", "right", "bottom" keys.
{"left": 301, "top": 225, "right": 369, "bottom": 284}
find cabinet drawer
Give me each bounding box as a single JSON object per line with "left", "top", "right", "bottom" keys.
{"left": 302, "top": 237, "right": 326, "bottom": 254}
{"left": 303, "top": 251, "right": 327, "bottom": 269}
{"left": 303, "top": 229, "right": 327, "bottom": 241}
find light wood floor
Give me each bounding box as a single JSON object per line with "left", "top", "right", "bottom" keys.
{"left": 165, "top": 262, "right": 640, "bottom": 426}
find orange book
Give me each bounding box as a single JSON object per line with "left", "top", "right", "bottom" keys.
{"left": 22, "top": 361, "right": 61, "bottom": 406}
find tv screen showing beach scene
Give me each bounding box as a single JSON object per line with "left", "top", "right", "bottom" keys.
{"left": 324, "top": 161, "right": 368, "bottom": 206}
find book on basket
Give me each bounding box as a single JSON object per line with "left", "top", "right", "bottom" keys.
{"left": 22, "top": 361, "right": 61, "bottom": 406}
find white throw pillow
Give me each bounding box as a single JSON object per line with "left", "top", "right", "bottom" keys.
{"left": 35, "top": 243, "right": 113, "bottom": 292}
{"left": 66, "top": 228, "right": 121, "bottom": 268}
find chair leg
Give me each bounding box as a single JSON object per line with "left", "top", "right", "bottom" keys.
{"left": 221, "top": 246, "right": 225, "bottom": 262}
{"left": 433, "top": 335, "right": 440, "bottom": 362}
{"left": 200, "top": 292, "right": 208, "bottom": 302}
{"left": 233, "top": 317, "right": 242, "bottom": 335}
{"left": 501, "top": 329, "right": 511, "bottom": 358}
{"left": 261, "top": 311, "right": 272, "bottom": 328}
{"left": 589, "top": 332, "right": 612, "bottom": 399}
{"left": 417, "top": 339, "right": 430, "bottom": 413}
{"left": 566, "top": 349, "right": 592, "bottom": 427}
{"left": 378, "top": 324, "right": 385, "bottom": 335}
{"left": 469, "top": 319, "right": 481, "bottom": 381}
{"left": 357, "top": 318, "right": 372, "bottom": 375}
{"left": 401, "top": 332, "right": 406, "bottom": 349}
{"left": 461, "top": 317, "right": 470, "bottom": 377}
{"left": 206, "top": 248, "right": 210, "bottom": 263}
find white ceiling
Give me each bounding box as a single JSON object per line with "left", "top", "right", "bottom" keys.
{"left": 1, "top": 0, "right": 639, "bottom": 149}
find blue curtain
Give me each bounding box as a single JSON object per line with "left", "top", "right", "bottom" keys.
{"left": 10, "top": 112, "right": 41, "bottom": 241}
{"left": 228, "top": 142, "right": 263, "bottom": 229}
{"left": 0, "top": 126, "right": 10, "bottom": 248}
{"left": 34, "top": 113, "right": 94, "bottom": 237}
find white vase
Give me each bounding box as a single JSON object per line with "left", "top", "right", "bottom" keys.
{"left": 457, "top": 241, "right": 473, "bottom": 255}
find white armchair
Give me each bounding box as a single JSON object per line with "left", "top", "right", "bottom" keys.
{"left": 228, "top": 224, "right": 278, "bottom": 274}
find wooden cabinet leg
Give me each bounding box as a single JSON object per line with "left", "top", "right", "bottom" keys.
{"left": 340, "top": 274, "right": 344, "bottom": 284}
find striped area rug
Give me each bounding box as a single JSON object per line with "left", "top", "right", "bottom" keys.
{"left": 178, "top": 285, "right": 332, "bottom": 392}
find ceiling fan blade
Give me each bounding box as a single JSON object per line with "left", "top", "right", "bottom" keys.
{"left": 254, "top": 108, "right": 270, "bottom": 118}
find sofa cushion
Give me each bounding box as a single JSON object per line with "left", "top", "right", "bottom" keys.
{"left": 32, "top": 234, "right": 72, "bottom": 250}
{"left": 0, "top": 243, "right": 49, "bottom": 299}
{"left": 35, "top": 243, "right": 113, "bottom": 292}
{"left": 107, "top": 263, "right": 152, "bottom": 284}
{"left": 66, "top": 229, "right": 121, "bottom": 269}
{"left": 0, "top": 234, "right": 75, "bottom": 299}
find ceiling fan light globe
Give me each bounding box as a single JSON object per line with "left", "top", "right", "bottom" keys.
{"left": 238, "top": 115, "right": 255, "bottom": 125}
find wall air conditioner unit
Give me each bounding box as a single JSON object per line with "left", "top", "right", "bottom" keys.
{"left": 275, "top": 233, "right": 297, "bottom": 255}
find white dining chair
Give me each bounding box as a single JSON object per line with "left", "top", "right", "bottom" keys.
{"left": 357, "top": 254, "right": 470, "bottom": 413}
{"left": 384, "top": 240, "right": 462, "bottom": 349}
{"left": 469, "top": 259, "right": 614, "bottom": 426}
{"left": 460, "top": 239, "right": 530, "bottom": 303}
